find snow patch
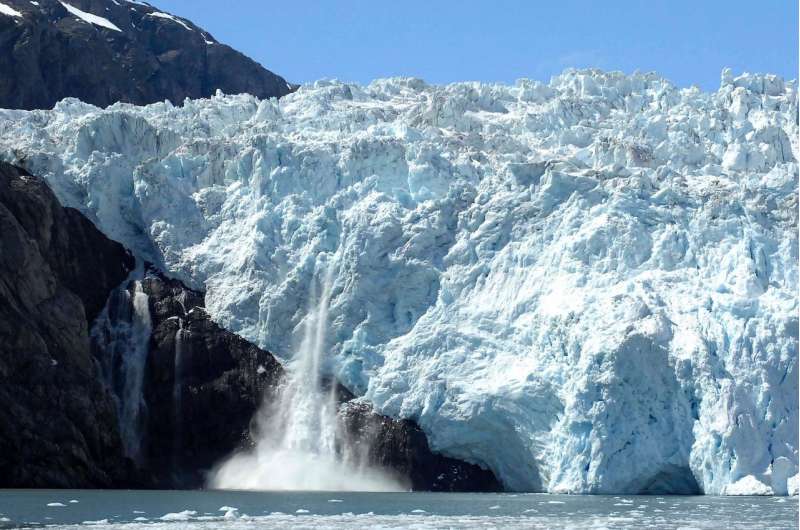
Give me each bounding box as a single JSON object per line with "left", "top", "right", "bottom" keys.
{"left": 146, "top": 11, "right": 192, "bottom": 32}
{"left": 60, "top": 2, "right": 122, "bottom": 31}
{"left": 0, "top": 2, "right": 22, "bottom": 17}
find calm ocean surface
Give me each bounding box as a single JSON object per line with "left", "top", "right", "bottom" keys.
{"left": 0, "top": 490, "right": 796, "bottom": 529}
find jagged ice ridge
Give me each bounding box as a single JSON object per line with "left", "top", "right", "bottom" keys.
{"left": 0, "top": 68, "right": 797, "bottom": 495}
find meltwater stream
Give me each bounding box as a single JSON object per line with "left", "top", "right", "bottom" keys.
{"left": 209, "top": 258, "right": 403, "bottom": 491}
{"left": 91, "top": 266, "right": 152, "bottom": 462}
{"left": 172, "top": 321, "right": 186, "bottom": 472}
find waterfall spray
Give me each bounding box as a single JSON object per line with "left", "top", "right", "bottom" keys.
{"left": 209, "top": 255, "right": 403, "bottom": 491}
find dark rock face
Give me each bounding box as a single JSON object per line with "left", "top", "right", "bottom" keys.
{"left": 0, "top": 162, "right": 135, "bottom": 487}
{"left": 0, "top": 0, "right": 292, "bottom": 110}
{"left": 138, "top": 269, "right": 282, "bottom": 488}
{"left": 339, "top": 401, "right": 502, "bottom": 492}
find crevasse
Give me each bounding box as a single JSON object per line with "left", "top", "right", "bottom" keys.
{"left": 1, "top": 68, "right": 797, "bottom": 495}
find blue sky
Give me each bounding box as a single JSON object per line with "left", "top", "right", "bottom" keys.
{"left": 156, "top": 0, "right": 797, "bottom": 91}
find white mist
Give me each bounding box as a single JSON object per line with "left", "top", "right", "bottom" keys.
{"left": 209, "top": 258, "right": 404, "bottom": 491}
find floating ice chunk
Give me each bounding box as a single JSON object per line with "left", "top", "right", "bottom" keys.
{"left": 724, "top": 476, "right": 775, "bottom": 496}
{"left": 295, "top": 509, "right": 310, "bottom": 514}
{"left": 46, "top": 502, "right": 66, "bottom": 507}
{"left": 219, "top": 506, "right": 239, "bottom": 519}
{"left": 160, "top": 510, "right": 197, "bottom": 520}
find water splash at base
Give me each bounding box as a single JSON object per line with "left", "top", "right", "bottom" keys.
{"left": 210, "top": 257, "right": 405, "bottom": 492}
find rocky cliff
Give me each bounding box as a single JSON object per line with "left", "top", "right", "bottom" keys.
{"left": 0, "top": 0, "right": 292, "bottom": 110}
{"left": 137, "top": 269, "right": 283, "bottom": 488}
{"left": 0, "top": 161, "right": 135, "bottom": 487}
{"left": 339, "top": 401, "right": 501, "bottom": 492}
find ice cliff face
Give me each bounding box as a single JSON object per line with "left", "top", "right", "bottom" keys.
{"left": 1, "top": 68, "right": 797, "bottom": 494}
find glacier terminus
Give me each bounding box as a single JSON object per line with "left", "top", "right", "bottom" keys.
{"left": 0, "top": 67, "right": 796, "bottom": 496}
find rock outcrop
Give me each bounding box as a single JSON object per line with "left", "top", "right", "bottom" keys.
{"left": 0, "top": 0, "right": 292, "bottom": 110}
{"left": 138, "top": 269, "right": 282, "bottom": 488}
{"left": 339, "top": 401, "right": 502, "bottom": 492}
{"left": 0, "top": 162, "right": 135, "bottom": 487}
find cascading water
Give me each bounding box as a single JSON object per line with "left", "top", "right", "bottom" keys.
{"left": 210, "top": 256, "right": 404, "bottom": 491}
{"left": 91, "top": 266, "right": 152, "bottom": 462}
{"left": 173, "top": 320, "right": 185, "bottom": 469}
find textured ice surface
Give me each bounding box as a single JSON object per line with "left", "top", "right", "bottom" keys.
{"left": 1, "top": 68, "right": 797, "bottom": 494}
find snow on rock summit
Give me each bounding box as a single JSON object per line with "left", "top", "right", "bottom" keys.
{"left": 0, "top": 68, "right": 797, "bottom": 495}
{"left": 0, "top": 0, "right": 292, "bottom": 109}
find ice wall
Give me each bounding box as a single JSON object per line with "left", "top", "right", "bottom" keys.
{"left": 1, "top": 68, "right": 797, "bottom": 494}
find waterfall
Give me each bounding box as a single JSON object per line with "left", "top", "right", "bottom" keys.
{"left": 173, "top": 320, "right": 185, "bottom": 470}
{"left": 91, "top": 266, "right": 152, "bottom": 462}
{"left": 209, "top": 256, "right": 404, "bottom": 491}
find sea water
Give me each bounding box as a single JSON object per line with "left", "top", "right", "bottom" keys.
{"left": 0, "top": 490, "right": 796, "bottom": 529}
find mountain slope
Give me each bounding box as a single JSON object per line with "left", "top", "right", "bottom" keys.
{"left": 0, "top": 0, "right": 291, "bottom": 109}
{"left": 1, "top": 69, "right": 797, "bottom": 495}
{"left": 0, "top": 162, "right": 135, "bottom": 487}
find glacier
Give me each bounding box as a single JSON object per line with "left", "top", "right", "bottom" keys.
{"left": 0, "top": 68, "right": 797, "bottom": 495}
